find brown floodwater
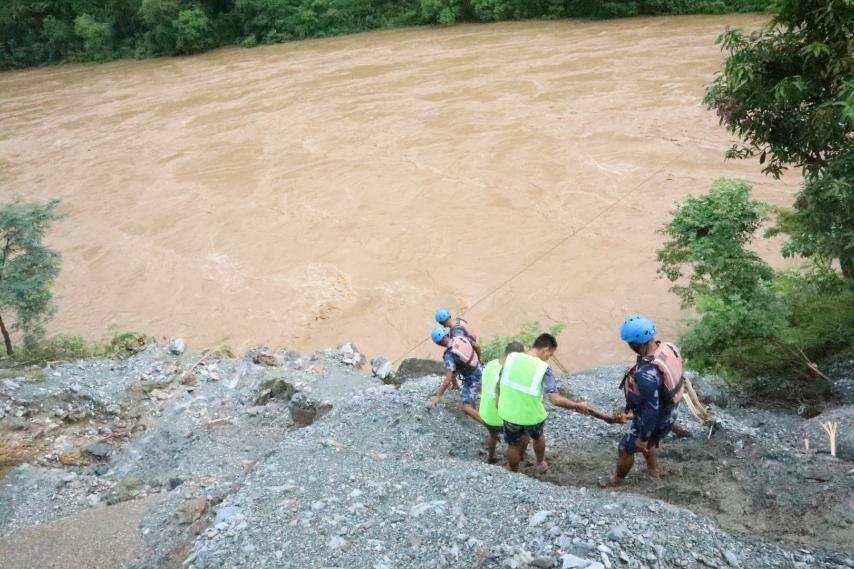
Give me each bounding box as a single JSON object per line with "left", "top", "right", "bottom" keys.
{"left": 0, "top": 15, "right": 799, "bottom": 370}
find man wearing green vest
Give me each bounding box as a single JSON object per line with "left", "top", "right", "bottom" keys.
{"left": 497, "top": 333, "right": 613, "bottom": 472}
{"left": 479, "top": 341, "right": 525, "bottom": 464}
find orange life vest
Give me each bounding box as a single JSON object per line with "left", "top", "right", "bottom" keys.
{"left": 621, "top": 341, "right": 685, "bottom": 406}
{"left": 449, "top": 336, "right": 480, "bottom": 370}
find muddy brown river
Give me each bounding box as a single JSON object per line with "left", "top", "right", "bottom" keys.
{"left": 0, "top": 15, "right": 799, "bottom": 370}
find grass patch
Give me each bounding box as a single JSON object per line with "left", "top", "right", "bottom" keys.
{"left": 0, "top": 331, "right": 152, "bottom": 369}
{"left": 480, "top": 321, "right": 565, "bottom": 362}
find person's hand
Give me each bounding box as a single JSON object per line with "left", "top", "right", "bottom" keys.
{"left": 635, "top": 439, "right": 649, "bottom": 452}
{"left": 427, "top": 395, "right": 441, "bottom": 409}
{"left": 612, "top": 411, "right": 630, "bottom": 424}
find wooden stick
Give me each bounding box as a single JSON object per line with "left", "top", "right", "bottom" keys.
{"left": 822, "top": 421, "right": 838, "bottom": 457}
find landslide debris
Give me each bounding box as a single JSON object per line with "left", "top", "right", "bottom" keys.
{"left": 0, "top": 345, "right": 851, "bottom": 569}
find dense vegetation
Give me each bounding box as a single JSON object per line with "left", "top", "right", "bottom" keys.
{"left": 658, "top": 179, "right": 853, "bottom": 382}
{"left": 661, "top": 0, "right": 853, "bottom": 385}
{"left": 1, "top": 0, "right": 771, "bottom": 70}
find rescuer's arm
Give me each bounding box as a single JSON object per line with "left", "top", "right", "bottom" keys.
{"left": 428, "top": 369, "right": 457, "bottom": 408}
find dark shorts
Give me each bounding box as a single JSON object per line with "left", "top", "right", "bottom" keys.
{"left": 619, "top": 407, "right": 677, "bottom": 454}
{"left": 503, "top": 421, "right": 545, "bottom": 445}
{"left": 460, "top": 380, "right": 481, "bottom": 407}
{"left": 484, "top": 424, "right": 503, "bottom": 437}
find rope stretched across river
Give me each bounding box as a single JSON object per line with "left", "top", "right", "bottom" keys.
{"left": 391, "top": 143, "right": 691, "bottom": 366}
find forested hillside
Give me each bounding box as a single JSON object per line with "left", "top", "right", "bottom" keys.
{"left": 1, "top": 0, "right": 770, "bottom": 69}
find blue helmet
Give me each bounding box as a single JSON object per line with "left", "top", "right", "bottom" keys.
{"left": 435, "top": 309, "right": 452, "bottom": 324}
{"left": 431, "top": 327, "right": 450, "bottom": 344}
{"left": 620, "top": 315, "right": 656, "bottom": 344}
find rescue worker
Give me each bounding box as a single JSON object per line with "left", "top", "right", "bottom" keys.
{"left": 496, "top": 333, "right": 617, "bottom": 472}
{"left": 427, "top": 327, "right": 483, "bottom": 424}
{"left": 606, "top": 315, "right": 684, "bottom": 486}
{"left": 479, "top": 341, "right": 525, "bottom": 464}
{"left": 435, "top": 308, "right": 482, "bottom": 360}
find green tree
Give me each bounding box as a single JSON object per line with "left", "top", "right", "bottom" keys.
{"left": 658, "top": 179, "right": 854, "bottom": 380}
{"left": 174, "top": 7, "right": 213, "bottom": 54}
{"left": 74, "top": 13, "right": 114, "bottom": 61}
{"left": 705, "top": 0, "right": 854, "bottom": 277}
{"left": 0, "top": 200, "right": 63, "bottom": 355}
{"left": 657, "top": 178, "right": 774, "bottom": 306}
{"left": 419, "top": 0, "right": 463, "bottom": 24}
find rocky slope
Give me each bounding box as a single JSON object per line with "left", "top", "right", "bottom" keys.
{"left": 0, "top": 343, "right": 852, "bottom": 569}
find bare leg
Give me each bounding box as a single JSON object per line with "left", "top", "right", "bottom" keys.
{"left": 486, "top": 434, "right": 499, "bottom": 464}
{"left": 641, "top": 447, "right": 661, "bottom": 477}
{"left": 506, "top": 443, "right": 524, "bottom": 472}
{"left": 606, "top": 451, "right": 635, "bottom": 487}
{"left": 533, "top": 436, "right": 548, "bottom": 470}
{"left": 519, "top": 435, "right": 530, "bottom": 464}
{"left": 461, "top": 404, "right": 483, "bottom": 425}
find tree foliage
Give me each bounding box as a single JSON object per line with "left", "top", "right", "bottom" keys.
{"left": 1, "top": 0, "right": 773, "bottom": 69}
{"left": 658, "top": 178, "right": 774, "bottom": 306}
{"left": 705, "top": 0, "right": 854, "bottom": 277}
{"left": 658, "top": 179, "right": 853, "bottom": 380}
{"left": 0, "top": 200, "right": 63, "bottom": 354}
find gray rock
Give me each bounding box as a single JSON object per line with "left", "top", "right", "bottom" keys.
{"left": 561, "top": 554, "right": 591, "bottom": 569}
{"left": 688, "top": 372, "right": 730, "bottom": 407}
{"left": 53, "top": 436, "right": 74, "bottom": 454}
{"left": 396, "top": 358, "right": 445, "bottom": 380}
{"left": 85, "top": 442, "right": 111, "bottom": 459}
{"left": 214, "top": 505, "right": 243, "bottom": 525}
{"left": 169, "top": 338, "right": 186, "bottom": 356}
{"left": 337, "top": 343, "right": 363, "bottom": 367}
{"left": 532, "top": 557, "right": 556, "bottom": 568}
{"left": 606, "top": 525, "right": 629, "bottom": 542}
{"left": 106, "top": 475, "right": 143, "bottom": 505}
{"left": 254, "top": 378, "right": 294, "bottom": 406}
{"left": 529, "top": 510, "right": 553, "bottom": 527}
{"left": 289, "top": 393, "right": 332, "bottom": 427}
{"left": 722, "top": 549, "right": 739, "bottom": 567}
{"left": 410, "top": 500, "right": 446, "bottom": 517}
{"left": 371, "top": 357, "right": 394, "bottom": 381}
{"left": 327, "top": 536, "right": 349, "bottom": 550}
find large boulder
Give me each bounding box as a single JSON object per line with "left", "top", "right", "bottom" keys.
{"left": 371, "top": 356, "right": 395, "bottom": 382}
{"left": 336, "top": 343, "right": 364, "bottom": 367}
{"left": 254, "top": 378, "right": 294, "bottom": 406}
{"left": 289, "top": 393, "right": 332, "bottom": 427}
{"left": 687, "top": 372, "right": 731, "bottom": 408}
{"left": 396, "top": 358, "right": 445, "bottom": 380}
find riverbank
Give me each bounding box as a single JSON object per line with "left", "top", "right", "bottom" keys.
{"left": 1, "top": 341, "right": 851, "bottom": 568}
{"left": 1, "top": 1, "right": 773, "bottom": 70}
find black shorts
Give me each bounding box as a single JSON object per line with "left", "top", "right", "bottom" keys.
{"left": 485, "top": 424, "right": 503, "bottom": 437}
{"left": 503, "top": 421, "right": 545, "bottom": 445}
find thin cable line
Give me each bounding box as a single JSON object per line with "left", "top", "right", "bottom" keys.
{"left": 391, "top": 147, "right": 688, "bottom": 365}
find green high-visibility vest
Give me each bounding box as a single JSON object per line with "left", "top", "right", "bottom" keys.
{"left": 479, "top": 359, "right": 504, "bottom": 427}
{"left": 497, "top": 352, "right": 549, "bottom": 426}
